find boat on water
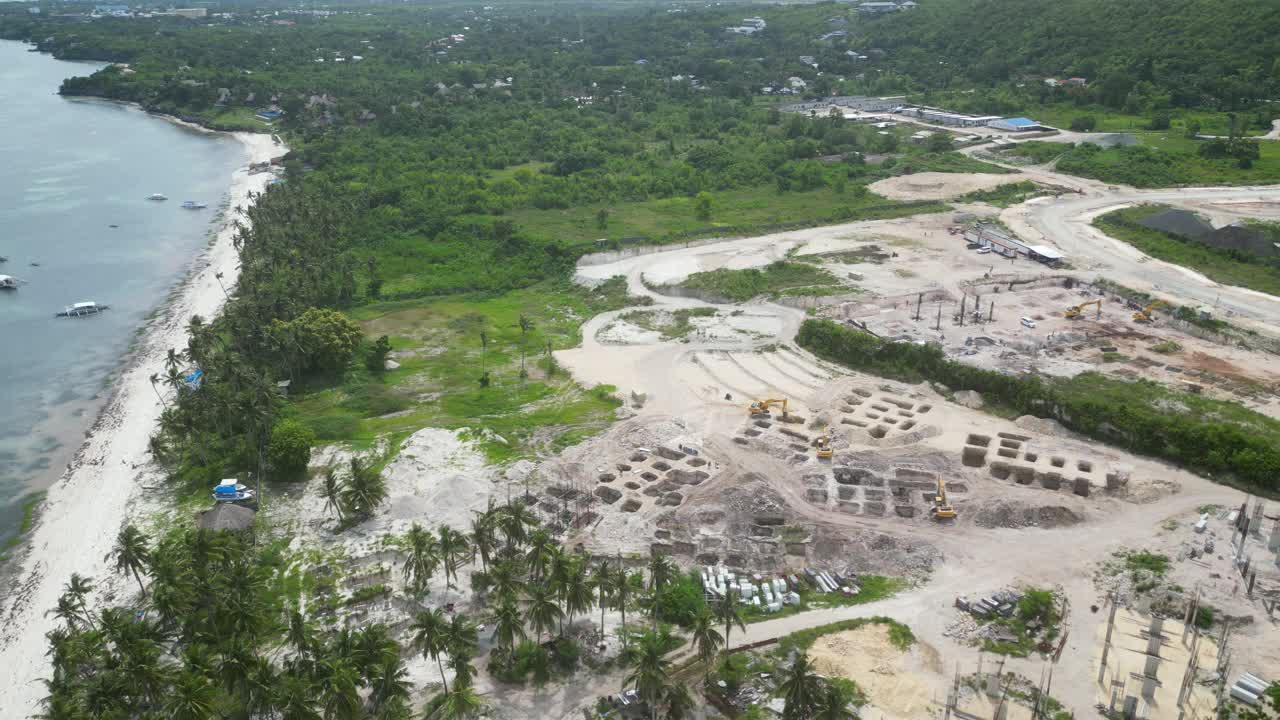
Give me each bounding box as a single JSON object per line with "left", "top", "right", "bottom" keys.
{"left": 0, "top": 275, "right": 20, "bottom": 290}
{"left": 213, "top": 479, "right": 255, "bottom": 502}
{"left": 147, "top": 193, "right": 168, "bottom": 201}
{"left": 56, "top": 301, "right": 109, "bottom": 317}
{"left": 181, "top": 200, "right": 208, "bottom": 210}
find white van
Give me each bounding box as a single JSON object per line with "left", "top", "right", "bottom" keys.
{"left": 1020, "top": 317, "right": 1036, "bottom": 328}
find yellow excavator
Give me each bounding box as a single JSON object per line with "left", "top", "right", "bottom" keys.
{"left": 748, "top": 398, "right": 788, "bottom": 416}
{"left": 815, "top": 434, "right": 833, "bottom": 460}
{"left": 1132, "top": 300, "right": 1168, "bottom": 323}
{"left": 1064, "top": 298, "right": 1102, "bottom": 319}
{"left": 931, "top": 477, "right": 956, "bottom": 520}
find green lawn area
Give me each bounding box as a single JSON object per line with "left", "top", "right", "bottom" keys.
{"left": 959, "top": 180, "right": 1052, "bottom": 207}
{"left": 1052, "top": 134, "right": 1280, "bottom": 186}
{"left": 890, "top": 149, "right": 1014, "bottom": 175}
{"left": 287, "top": 279, "right": 644, "bottom": 463}
{"left": 195, "top": 106, "right": 273, "bottom": 132}
{"left": 617, "top": 307, "right": 717, "bottom": 340}
{"left": 1094, "top": 205, "right": 1280, "bottom": 296}
{"left": 493, "top": 185, "right": 948, "bottom": 248}
{"left": 667, "top": 261, "right": 844, "bottom": 302}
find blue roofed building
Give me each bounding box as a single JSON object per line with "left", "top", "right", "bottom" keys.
{"left": 987, "top": 117, "right": 1046, "bottom": 132}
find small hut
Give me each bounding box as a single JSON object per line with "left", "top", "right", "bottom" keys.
{"left": 197, "top": 503, "right": 256, "bottom": 534}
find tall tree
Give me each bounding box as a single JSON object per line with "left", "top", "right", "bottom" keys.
{"left": 525, "top": 584, "right": 563, "bottom": 644}
{"left": 517, "top": 314, "right": 533, "bottom": 380}
{"left": 107, "top": 524, "right": 151, "bottom": 597}
{"left": 590, "top": 560, "right": 613, "bottom": 639}
{"left": 714, "top": 591, "right": 746, "bottom": 656}
{"left": 401, "top": 523, "right": 439, "bottom": 596}
{"left": 625, "top": 629, "right": 673, "bottom": 720}
{"left": 689, "top": 607, "right": 723, "bottom": 678}
{"left": 781, "top": 653, "right": 824, "bottom": 720}
{"left": 437, "top": 525, "right": 470, "bottom": 597}
{"left": 410, "top": 608, "right": 451, "bottom": 693}
{"left": 813, "top": 682, "right": 858, "bottom": 720}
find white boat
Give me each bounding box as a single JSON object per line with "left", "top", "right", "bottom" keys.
{"left": 56, "top": 301, "right": 109, "bottom": 317}
{"left": 212, "top": 478, "right": 255, "bottom": 502}
{"left": 0, "top": 275, "right": 19, "bottom": 290}
{"left": 147, "top": 193, "right": 168, "bottom": 201}
{"left": 181, "top": 200, "right": 208, "bottom": 210}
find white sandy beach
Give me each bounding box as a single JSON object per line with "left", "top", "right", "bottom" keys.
{"left": 0, "top": 129, "right": 282, "bottom": 718}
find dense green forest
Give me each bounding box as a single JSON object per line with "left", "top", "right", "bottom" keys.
{"left": 797, "top": 319, "right": 1280, "bottom": 492}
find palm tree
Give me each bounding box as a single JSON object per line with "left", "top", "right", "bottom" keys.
{"left": 342, "top": 456, "right": 387, "bottom": 519}
{"left": 478, "top": 330, "right": 490, "bottom": 388}
{"left": 318, "top": 658, "right": 363, "bottom": 720}
{"left": 517, "top": 314, "right": 533, "bottom": 380}
{"left": 610, "top": 567, "right": 637, "bottom": 640}
{"left": 410, "top": 608, "right": 450, "bottom": 693}
{"left": 498, "top": 501, "right": 537, "bottom": 550}
{"left": 646, "top": 553, "right": 675, "bottom": 595}
{"left": 489, "top": 598, "right": 525, "bottom": 654}
{"left": 164, "top": 670, "right": 218, "bottom": 720}
{"left": 274, "top": 671, "right": 321, "bottom": 720}
{"left": 469, "top": 512, "right": 496, "bottom": 574}
{"left": 147, "top": 373, "right": 168, "bottom": 408}
{"left": 590, "top": 560, "right": 613, "bottom": 639}
{"left": 447, "top": 650, "right": 476, "bottom": 692}
{"left": 689, "top": 607, "right": 723, "bottom": 678}
{"left": 561, "top": 562, "right": 593, "bottom": 637}
{"left": 714, "top": 590, "right": 747, "bottom": 655}
{"left": 781, "top": 653, "right": 824, "bottom": 720}
{"left": 401, "top": 523, "right": 439, "bottom": 595}
{"left": 106, "top": 524, "right": 151, "bottom": 597}
{"left": 429, "top": 683, "right": 484, "bottom": 720}
{"left": 437, "top": 525, "right": 470, "bottom": 597}
{"left": 444, "top": 614, "right": 478, "bottom": 666}
{"left": 625, "top": 629, "right": 673, "bottom": 720}
{"left": 524, "top": 529, "right": 554, "bottom": 581}
{"left": 487, "top": 559, "right": 524, "bottom": 602}
{"left": 663, "top": 682, "right": 696, "bottom": 720}
{"left": 63, "top": 574, "right": 95, "bottom": 628}
{"left": 525, "top": 584, "right": 563, "bottom": 644}
{"left": 368, "top": 655, "right": 411, "bottom": 716}
{"left": 320, "top": 467, "right": 345, "bottom": 522}
{"left": 813, "top": 682, "right": 857, "bottom": 720}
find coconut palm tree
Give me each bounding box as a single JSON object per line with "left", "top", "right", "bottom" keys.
{"left": 489, "top": 598, "right": 525, "bottom": 655}
{"left": 147, "top": 373, "right": 168, "bottom": 408}
{"left": 625, "top": 629, "right": 673, "bottom": 720}
{"left": 610, "top": 567, "right": 638, "bottom": 641}
{"left": 663, "top": 682, "right": 696, "bottom": 720}
{"left": 273, "top": 671, "right": 321, "bottom": 720}
{"left": 401, "top": 523, "right": 439, "bottom": 596}
{"left": 318, "top": 658, "right": 363, "bottom": 720}
{"left": 164, "top": 670, "right": 218, "bottom": 720}
{"left": 447, "top": 649, "right": 476, "bottom": 692}
{"left": 523, "top": 529, "right": 554, "bottom": 581}
{"left": 525, "top": 584, "right": 563, "bottom": 645}
{"left": 689, "top": 607, "right": 723, "bottom": 678}
{"left": 468, "top": 507, "right": 496, "bottom": 574}
{"left": 444, "top": 614, "right": 478, "bottom": 666}
{"left": 429, "top": 682, "right": 484, "bottom": 720}
{"left": 714, "top": 590, "right": 747, "bottom": 656}
{"left": 410, "top": 608, "right": 450, "bottom": 693}
{"left": 560, "top": 562, "right": 593, "bottom": 637}
{"left": 781, "top": 653, "right": 824, "bottom": 720}
{"left": 63, "top": 574, "right": 95, "bottom": 628}
{"left": 437, "top": 525, "right": 470, "bottom": 597}
{"left": 342, "top": 456, "right": 387, "bottom": 520}
{"left": 107, "top": 524, "right": 151, "bottom": 597}
{"left": 320, "top": 467, "right": 345, "bottom": 522}
{"left": 497, "top": 501, "right": 537, "bottom": 550}
{"left": 487, "top": 559, "right": 523, "bottom": 603}
{"left": 646, "top": 553, "right": 675, "bottom": 595}
{"left": 590, "top": 560, "right": 613, "bottom": 638}
{"left": 367, "top": 655, "right": 411, "bottom": 717}
{"left": 813, "top": 682, "right": 857, "bottom": 720}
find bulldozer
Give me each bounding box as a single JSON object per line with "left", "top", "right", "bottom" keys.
{"left": 1064, "top": 298, "right": 1102, "bottom": 319}
{"left": 748, "top": 398, "right": 788, "bottom": 417}
{"left": 930, "top": 477, "right": 956, "bottom": 520}
{"left": 815, "top": 434, "right": 833, "bottom": 460}
{"left": 1132, "top": 300, "right": 1168, "bottom": 323}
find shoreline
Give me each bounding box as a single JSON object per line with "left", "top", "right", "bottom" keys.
{"left": 0, "top": 122, "right": 284, "bottom": 716}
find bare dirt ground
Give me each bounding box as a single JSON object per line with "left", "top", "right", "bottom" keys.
{"left": 869, "top": 171, "right": 1016, "bottom": 201}
{"left": 808, "top": 624, "right": 942, "bottom": 720}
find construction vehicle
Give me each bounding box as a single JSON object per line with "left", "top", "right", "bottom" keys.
{"left": 1064, "top": 298, "right": 1102, "bottom": 319}
{"left": 1132, "top": 300, "right": 1168, "bottom": 323}
{"left": 815, "top": 434, "right": 833, "bottom": 459}
{"left": 930, "top": 477, "right": 956, "bottom": 520}
{"left": 748, "top": 398, "right": 788, "bottom": 417}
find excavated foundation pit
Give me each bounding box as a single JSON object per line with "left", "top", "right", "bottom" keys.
{"left": 598, "top": 473, "right": 616, "bottom": 483}
{"left": 744, "top": 429, "right": 762, "bottom": 437}
{"left": 652, "top": 461, "right": 671, "bottom": 471}
{"left": 1000, "top": 438, "right": 1023, "bottom": 450}
{"left": 1039, "top": 472, "right": 1063, "bottom": 490}
{"left": 1073, "top": 478, "right": 1091, "bottom": 497}
{"left": 868, "top": 426, "right": 889, "bottom": 439}
{"left": 998, "top": 431, "right": 1032, "bottom": 442}
{"left": 625, "top": 481, "right": 641, "bottom": 490}
{"left": 1077, "top": 460, "right": 1093, "bottom": 473}
{"left": 1050, "top": 456, "right": 1066, "bottom": 468}
{"left": 997, "top": 447, "right": 1018, "bottom": 459}
{"left": 900, "top": 420, "right": 917, "bottom": 430}
{"left": 967, "top": 433, "right": 993, "bottom": 447}
{"left": 621, "top": 499, "right": 642, "bottom": 512}
{"left": 962, "top": 446, "right": 988, "bottom": 467}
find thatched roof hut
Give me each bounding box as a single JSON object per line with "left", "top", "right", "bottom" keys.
{"left": 197, "top": 503, "right": 256, "bottom": 533}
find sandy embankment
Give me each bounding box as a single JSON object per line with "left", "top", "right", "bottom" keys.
{"left": 0, "top": 130, "right": 282, "bottom": 717}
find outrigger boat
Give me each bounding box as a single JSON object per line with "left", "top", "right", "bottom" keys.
{"left": 147, "top": 193, "right": 168, "bottom": 201}
{"left": 56, "top": 301, "right": 109, "bottom": 317}
{"left": 181, "top": 200, "right": 208, "bottom": 210}
{"left": 213, "top": 479, "right": 255, "bottom": 502}
{"left": 0, "top": 275, "right": 20, "bottom": 290}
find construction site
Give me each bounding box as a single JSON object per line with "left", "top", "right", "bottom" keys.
{"left": 537, "top": 159, "right": 1280, "bottom": 718}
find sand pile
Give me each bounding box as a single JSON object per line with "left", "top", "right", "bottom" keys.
{"left": 807, "top": 624, "right": 935, "bottom": 720}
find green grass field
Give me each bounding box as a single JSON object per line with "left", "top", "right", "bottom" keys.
{"left": 1050, "top": 134, "right": 1280, "bottom": 187}
{"left": 493, "top": 185, "right": 948, "bottom": 248}
{"left": 1094, "top": 206, "right": 1280, "bottom": 296}
{"left": 288, "top": 279, "right": 644, "bottom": 463}
{"left": 668, "top": 261, "right": 844, "bottom": 302}
{"left": 1024, "top": 104, "right": 1269, "bottom": 137}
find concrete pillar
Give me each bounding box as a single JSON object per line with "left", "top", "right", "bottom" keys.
{"left": 1268, "top": 519, "right": 1280, "bottom": 552}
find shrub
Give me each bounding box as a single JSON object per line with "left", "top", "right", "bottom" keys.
{"left": 365, "top": 335, "right": 392, "bottom": 372}
{"left": 1069, "top": 116, "right": 1096, "bottom": 132}
{"left": 648, "top": 571, "right": 708, "bottom": 627}
{"left": 268, "top": 418, "right": 316, "bottom": 478}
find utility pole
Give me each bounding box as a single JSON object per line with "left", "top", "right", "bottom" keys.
{"left": 959, "top": 294, "right": 966, "bottom": 326}
{"left": 915, "top": 292, "right": 923, "bottom": 321}
{"left": 936, "top": 302, "right": 942, "bottom": 331}
{"left": 988, "top": 300, "right": 995, "bottom": 322}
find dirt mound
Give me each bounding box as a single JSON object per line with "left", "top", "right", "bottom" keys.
{"left": 808, "top": 625, "right": 935, "bottom": 719}
{"left": 972, "top": 501, "right": 1082, "bottom": 529}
